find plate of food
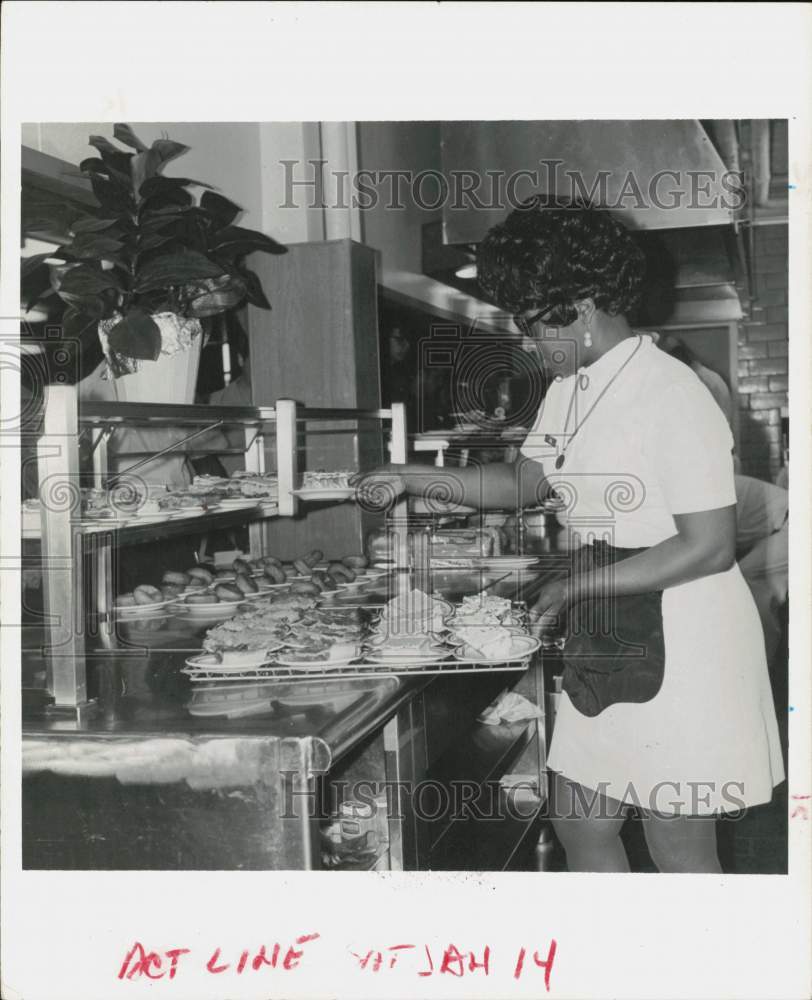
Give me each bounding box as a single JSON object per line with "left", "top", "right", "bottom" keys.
{"left": 274, "top": 639, "right": 362, "bottom": 669}
{"left": 185, "top": 648, "right": 284, "bottom": 671}
{"left": 364, "top": 646, "right": 450, "bottom": 666}
{"left": 114, "top": 586, "right": 180, "bottom": 616}
{"left": 290, "top": 470, "right": 356, "bottom": 502}
{"left": 173, "top": 594, "right": 247, "bottom": 618}
{"left": 471, "top": 556, "right": 541, "bottom": 570}
{"left": 214, "top": 498, "right": 262, "bottom": 511}
{"left": 453, "top": 628, "right": 540, "bottom": 663}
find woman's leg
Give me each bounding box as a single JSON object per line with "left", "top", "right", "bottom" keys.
{"left": 641, "top": 812, "right": 721, "bottom": 873}
{"left": 550, "top": 771, "right": 630, "bottom": 872}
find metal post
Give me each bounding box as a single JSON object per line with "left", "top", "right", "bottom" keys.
{"left": 388, "top": 403, "right": 410, "bottom": 596}
{"left": 38, "top": 385, "right": 90, "bottom": 711}
{"left": 275, "top": 399, "right": 298, "bottom": 518}
{"left": 244, "top": 423, "right": 267, "bottom": 555}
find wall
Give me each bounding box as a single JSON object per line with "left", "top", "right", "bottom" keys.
{"left": 357, "top": 122, "right": 505, "bottom": 326}
{"left": 737, "top": 223, "right": 789, "bottom": 481}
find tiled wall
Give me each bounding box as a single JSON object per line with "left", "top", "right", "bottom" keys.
{"left": 737, "top": 223, "right": 789, "bottom": 481}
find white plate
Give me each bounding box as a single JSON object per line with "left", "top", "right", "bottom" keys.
{"left": 273, "top": 655, "right": 349, "bottom": 669}
{"left": 166, "top": 506, "right": 208, "bottom": 518}
{"left": 472, "top": 556, "right": 541, "bottom": 570}
{"left": 185, "top": 650, "right": 283, "bottom": 670}
{"left": 453, "top": 634, "right": 540, "bottom": 663}
{"left": 114, "top": 597, "right": 179, "bottom": 615}
{"left": 215, "top": 498, "right": 262, "bottom": 510}
{"left": 290, "top": 487, "right": 355, "bottom": 502}
{"left": 174, "top": 598, "right": 245, "bottom": 615}
{"left": 364, "top": 647, "right": 450, "bottom": 665}
{"left": 357, "top": 567, "right": 388, "bottom": 580}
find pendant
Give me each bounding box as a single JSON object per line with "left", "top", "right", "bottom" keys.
{"left": 555, "top": 454, "right": 566, "bottom": 469}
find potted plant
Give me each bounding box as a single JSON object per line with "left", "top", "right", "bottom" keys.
{"left": 22, "top": 123, "right": 287, "bottom": 401}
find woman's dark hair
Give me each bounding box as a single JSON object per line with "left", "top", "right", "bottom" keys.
{"left": 476, "top": 197, "right": 646, "bottom": 322}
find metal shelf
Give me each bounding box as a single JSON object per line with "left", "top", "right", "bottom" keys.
{"left": 29, "top": 387, "right": 409, "bottom": 717}
{"left": 183, "top": 655, "right": 535, "bottom": 683}
{"left": 23, "top": 505, "right": 279, "bottom": 543}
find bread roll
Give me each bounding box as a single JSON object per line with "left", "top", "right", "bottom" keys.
{"left": 162, "top": 570, "right": 190, "bottom": 587}
{"left": 302, "top": 549, "right": 323, "bottom": 567}
{"left": 312, "top": 570, "right": 337, "bottom": 592}
{"left": 293, "top": 558, "right": 312, "bottom": 577}
{"left": 215, "top": 584, "right": 243, "bottom": 601}
{"left": 259, "top": 555, "right": 282, "bottom": 569}
{"left": 328, "top": 562, "right": 356, "bottom": 582}
{"left": 117, "top": 593, "right": 136, "bottom": 608}
{"left": 133, "top": 584, "right": 163, "bottom": 605}
{"left": 187, "top": 566, "right": 215, "bottom": 584}
{"left": 342, "top": 555, "right": 368, "bottom": 570}
{"left": 187, "top": 577, "right": 208, "bottom": 590}
{"left": 186, "top": 592, "right": 217, "bottom": 605}
{"left": 264, "top": 563, "right": 286, "bottom": 584}
{"left": 232, "top": 557, "right": 253, "bottom": 575}
{"left": 161, "top": 584, "right": 183, "bottom": 599}
{"left": 234, "top": 573, "right": 259, "bottom": 595}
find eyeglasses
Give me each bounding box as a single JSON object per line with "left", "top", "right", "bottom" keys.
{"left": 513, "top": 304, "right": 577, "bottom": 337}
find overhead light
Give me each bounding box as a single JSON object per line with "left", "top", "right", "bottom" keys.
{"left": 455, "top": 261, "right": 477, "bottom": 279}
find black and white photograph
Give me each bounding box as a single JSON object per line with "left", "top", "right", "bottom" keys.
{"left": 2, "top": 5, "right": 810, "bottom": 1000}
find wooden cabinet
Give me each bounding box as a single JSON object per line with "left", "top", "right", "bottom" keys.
{"left": 248, "top": 239, "right": 384, "bottom": 558}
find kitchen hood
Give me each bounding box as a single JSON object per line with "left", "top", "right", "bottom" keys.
{"left": 440, "top": 120, "right": 736, "bottom": 244}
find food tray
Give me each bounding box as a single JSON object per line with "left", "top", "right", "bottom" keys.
{"left": 182, "top": 646, "right": 540, "bottom": 682}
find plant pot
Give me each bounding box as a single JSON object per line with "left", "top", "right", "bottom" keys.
{"left": 97, "top": 312, "right": 203, "bottom": 405}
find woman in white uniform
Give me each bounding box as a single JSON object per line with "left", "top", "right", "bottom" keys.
{"left": 356, "top": 199, "right": 784, "bottom": 872}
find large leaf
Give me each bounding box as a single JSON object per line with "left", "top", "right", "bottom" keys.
{"left": 150, "top": 139, "right": 189, "bottom": 170}
{"left": 89, "top": 173, "right": 134, "bottom": 214}
{"left": 136, "top": 231, "right": 174, "bottom": 252}
{"left": 106, "top": 309, "right": 162, "bottom": 361}
{"left": 185, "top": 275, "right": 247, "bottom": 318}
{"left": 70, "top": 217, "right": 121, "bottom": 235}
{"left": 138, "top": 207, "right": 187, "bottom": 231}
{"left": 88, "top": 135, "right": 133, "bottom": 180}
{"left": 210, "top": 224, "right": 287, "bottom": 257}
{"left": 113, "top": 123, "right": 148, "bottom": 152}
{"left": 133, "top": 139, "right": 190, "bottom": 192}
{"left": 139, "top": 186, "right": 193, "bottom": 215}
{"left": 200, "top": 190, "right": 242, "bottom": 227}
{"left": 61, "top": 307, "right": 104, "bottom": 347}
{"left": 61, "top": 234, "right": 125, "bottom": 260}
{"left": 134, "top": 250, "right": 223, "bottom": 292}
{"left": 236, "top": 266, "right": 271, "bottom": 310}
{"left": 139, "top": 175, "right": 210, "bottom": 199}
{"left": 21, "top": 261, "right": 56, "bottom": 310}
{"left": 58, "top": 265, "right": 121, "bottom": 297}
{"left": 21, "top": 253, "right": 54, "bottom": 279}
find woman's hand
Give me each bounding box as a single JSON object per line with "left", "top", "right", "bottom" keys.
{"left": 350, "top": 465, "right": 407, "bottom": 512}
{"left": 528, "top": 577, "right": 571, "bottom": 637}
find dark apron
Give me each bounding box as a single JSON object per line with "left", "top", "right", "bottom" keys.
{"left": 541, "top": 540, "right": 666, "bottom": 718}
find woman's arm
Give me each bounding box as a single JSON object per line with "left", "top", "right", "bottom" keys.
{"left": 529, "top": 505, "right": 737, "bottom": 627}
{"left": 354, "top": 458, "right": 550, "bottom": 511}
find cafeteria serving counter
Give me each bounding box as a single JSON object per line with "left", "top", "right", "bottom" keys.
{"left": 21, "top": 570, "right": 551, "bottom": 871}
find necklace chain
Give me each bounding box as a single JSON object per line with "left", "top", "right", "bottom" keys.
{"left": 555, "top": 335, "right": 643, "bottom": 469}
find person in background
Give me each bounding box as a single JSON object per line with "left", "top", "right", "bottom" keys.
{"left": 660, "top": 337, "right": 734, "bottom": 429}
{"left": 661, "top": 336, "right": 741, "bottom": 472}
{"left": 734, "top": 473, "right": 788, "bottom": 667}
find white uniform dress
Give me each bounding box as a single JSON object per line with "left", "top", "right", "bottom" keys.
{"left": 521, "top": 335, "right": 784, "bottom": 815}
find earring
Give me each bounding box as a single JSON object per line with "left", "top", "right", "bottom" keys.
{"left": 583, "top": 322, "right": 593, "bottom": 349}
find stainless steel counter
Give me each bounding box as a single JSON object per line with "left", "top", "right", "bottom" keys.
{"left": 22, "top": 568, "right": 548, "bottom": 871}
